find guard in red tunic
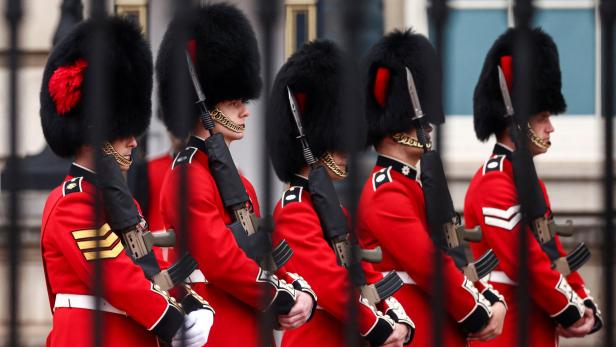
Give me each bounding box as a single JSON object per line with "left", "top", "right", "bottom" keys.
{"left": 266, "top": 40, "right": 415, "bottom": 347}
{"left": 357, "top": 30, "right": 508, "bottom": 347}
{"left": 465, "top": 28, "right": 602, "bottom": 347}
{"left": 156, "top": 4, "right": 316, "bottom": 347}
{"left": 39, "top": 17, "right": 213, "bottom": 347}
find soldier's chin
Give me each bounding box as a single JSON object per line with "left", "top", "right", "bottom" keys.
{"left": 226, "top": 131, "right": 245, "bottom": 143}
{"left": 530, "top": 142, "right": 549, "bottom": 156}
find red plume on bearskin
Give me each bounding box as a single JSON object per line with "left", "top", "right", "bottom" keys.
{"left": 373, "top": 67, "right": 390, "bottom": 108}
{"left": 40, "top": 16, "right": 152, "bottom": 158}
{"left": 48, "top": 59, "right": 88, "bottom": 115}
{"left": 500, "top": 56, "right": 513, "bottom": 92}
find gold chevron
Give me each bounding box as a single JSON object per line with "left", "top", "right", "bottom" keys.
{"left": 82, "top": 241, "right": 124, "bottom": 261}
{"left": 77, "top": 232, "right": 119, "bottom": 250}
{"left": 72, "top": 224, "right": 124, "bottom": 261}
{"left": 72, "top": 223, "right": 112, "bottom": 240}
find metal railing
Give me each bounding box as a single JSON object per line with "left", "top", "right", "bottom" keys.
{"left": 2, "top": 0, "right": 614, "bottom": 346}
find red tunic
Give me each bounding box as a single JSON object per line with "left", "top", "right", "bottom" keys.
{"left": 272, "top": 176, "right": 408, "bottom": 346}
{"left": 41, "top": 164, "right": 184, "bottom": 347}
{"left": 464, "top": 144, "right": 590, "bottom": 347}
{"left": 145, "top": 153, "right": 174, "bottom": 265}
{"left": 357, "top": 155, "right": 493, "bottom": 347}
{"left": 160, "top": 136, "right": 300, "bottom": 347}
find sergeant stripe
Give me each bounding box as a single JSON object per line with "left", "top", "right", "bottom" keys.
{"left": 72, "top": 223, "right": 112, "bottom": 239}
{"left": 72, "top": 224, "right": 124, "bottom": 261}
{"left": 77, "top": 232, "right": 119, "bottom": 250}
{"left": 82, "top": 239, "right": 124, "bottom": 261}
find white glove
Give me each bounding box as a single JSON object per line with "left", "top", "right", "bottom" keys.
{"left": 171, "top": 309, "right": 214, "bottom": 347}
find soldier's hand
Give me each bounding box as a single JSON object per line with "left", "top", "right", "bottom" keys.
{"left": 469, "top": 302, "right": 506, "bottom": 341}
{"left": 380, "top": 323, "right": 408, "bottom": 347}
{"left": 557, "top": 307, "right": 595, "bottom": 338}
{"left": 171, "top": 309, "right": 214, "bottom": 347}
{"left": 278, "top": 291, "right": 313, "bottom": 330}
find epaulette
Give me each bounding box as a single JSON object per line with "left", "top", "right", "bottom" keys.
{"left": 62, "top": 177, "right": 83, "bottom": 196}
{"left": 172, "top": 147, "right": 198, "bottom": 169}
{"left": 482, "top": 155, "right": 506, "bottom": 175}
{"left": 281, "top": 186, "right": 303, "bottom": 208}
{"left": 372, "top": 167, "right": 393, "bottom": 191}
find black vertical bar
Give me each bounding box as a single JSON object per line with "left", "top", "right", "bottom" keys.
{"left": 600, "top": 1, "right": 615, "bottom": 346}
{"left": 86, "top": 1, "right": 108, "bottom": 346}
{"left": 340, "top": 1, "right": 367, "bottom": 346}
{"left": 428, "top": 0, "right": 448, "bottom": 346}
{"left": 257, "top": 0, "right": 280, "bottom": 345}
{"left": 512, "top": 1, "right": 534, "bottom": 346}
{"left": 169, "top": 1, "right": 191, "bottom": 345}
{"left": 4, "top": 0, "right": 22, "bottom": 346}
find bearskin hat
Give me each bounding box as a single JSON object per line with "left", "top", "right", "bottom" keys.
{"left": 267, "top": 40, "right": 361, "bottom": 183}
{"left": 364, "top": 29, "right": 444, "bottom": 148}
{"left": 156, "top": 3, "right": 262, "bottom": 138}
{"left": 473, "top": 27, "right": 566, "bottom": 142}
{"left": 40, "top": 16, "right": 152, "bottom": 158}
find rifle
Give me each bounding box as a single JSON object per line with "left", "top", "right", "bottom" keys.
{"left": 496, "top": 60, "right": 590, "bottom": 276}
{"left": 184, "top": 51, "right": 292, "bottom": 271}
{"left": 287, "top": 87, "right": 402, "bottom": 305}
{"left": 97, "top": 153, "right": 199, "bottom": 292}
{"left": 405, "top": 67, "right": 499, "bottom": 282}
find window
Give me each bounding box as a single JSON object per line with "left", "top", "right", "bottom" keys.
{"left": 115, "top": 0, "right": 148, "bottom": 36}
{"left": 285, "top": 0, "right": 317, "bottom": 58}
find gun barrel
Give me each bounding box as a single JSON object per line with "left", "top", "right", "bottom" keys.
{"left": 461, "top": 226, "right": 482, "bottom": 242}
{"left": 359, "top": 246, "right": 383, "bottom": 263}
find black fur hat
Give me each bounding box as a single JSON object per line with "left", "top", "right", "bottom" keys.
{"left": 473, "top": 27, "right": 566, "bottom": 141}
{"left": 156, "top": 3, "right": 262, "bottom": 138}
{"left": 267, "top": 40, "right": 359, "bottom": 183}
{"left": 364, "top": 29, "right": 444, "bottom": 148}
{"left": 40, "top": 16, "right": 152, "bottom": 158}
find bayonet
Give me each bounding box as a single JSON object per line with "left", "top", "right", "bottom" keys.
{"left": 287, "top": 86, "right": 317, "bottom": 166}
{"left": 497, "top": 66, "right": 514, "bottom": 118}
{"left": 185, "top": 51, "right": 207, "bottom": 103}
{"left": 185, "top": 50, "right": 215, "bottom": 131}
{"left": 405, "top": 67, "right": 425, "bottom": 121}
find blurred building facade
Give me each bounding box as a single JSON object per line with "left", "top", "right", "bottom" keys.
{"left": 0, "top": 0, "right": 611, "bottom": 346}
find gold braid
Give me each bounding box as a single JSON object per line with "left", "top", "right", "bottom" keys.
{"left": 526, "top": 123, "right": 551, "bottom": 150}
{"left": 392, "top": 133, "right": 432, "bottom": 150}
{"left": 321, "top": 152, "right": 348, "bottom": 178}
{"left": 210, "top": 107, "right": 245, "bottom": 133}
{"left": 102, "top": 142, "right": 132, "bottom": 171}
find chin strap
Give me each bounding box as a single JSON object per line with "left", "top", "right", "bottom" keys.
{"left": 321, "top": 152, "right": 348, "bottom": 178}
{"left": 102, "top": 142, "right": 132, "bottom": 171}
{"left": 210, "top": 107, "right": 245, "bottom": 133}
{"left": 392, "top": 132, "right": 432, "bottom": 150}
{"left": 526, "top": 123, "right": 551, "bottom": 150}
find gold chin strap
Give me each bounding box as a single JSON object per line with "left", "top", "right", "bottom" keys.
{"left": 102, "top": 142, "right": 132, "bottom": 171}
{"left": 392, "top": 133, "right": 432, "bottom": 150}
{"left": 526, "top": 123, "right": 551, "bottom": 150}
{"left": 210, "top": 107, "right": 245, "bottom": 133}
{"left": 321, "top": 152, "right": 348, "bottom": 178}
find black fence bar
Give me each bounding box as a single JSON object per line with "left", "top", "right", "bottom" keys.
{"left": 600, "top": 1, "right": 615, "bottom": 346}
{"left": 85, "top": 0, "right": 110, "bottom": 346}
{"left": 428, "top": 0, "right": 448, "bottom": 346}
{"left": 4, "top": 0, "right": 22, "bottom": 346}
{"left": 512, "top": 1, "right": 534, "bottom": 346}
{"left": 257, "top": 0, "right": 280, "bottom": 346}
{"left": 168, "top": 1, "right": 191, "bottom": 346}
{"left": 340, "top": 1, "right": 368, "bottom": 346}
